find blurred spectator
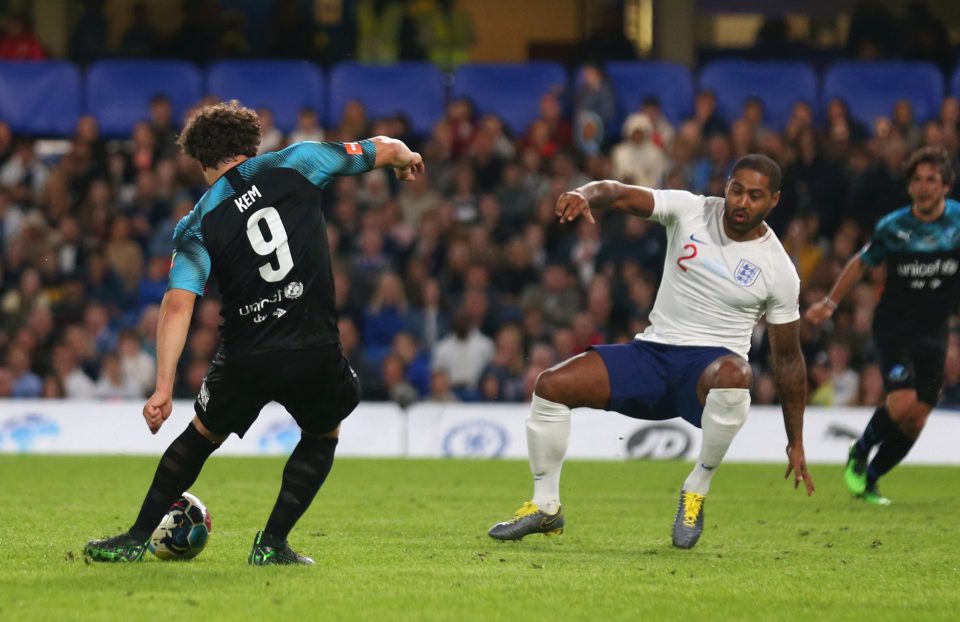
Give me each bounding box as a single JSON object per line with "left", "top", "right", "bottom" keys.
{"left": 431, "top": 306, "right": 494, "bottom": 395}
{"left": 6, "top": 345, "right": 41, "bottom": 398}
{"left": 426, "top": 369, "right": 460, "bottom": 402}
{"left": 288, "top": 107, "right": 325, "bottom": 144}
{"left": 379, "top": 353, "right": 419, "bottom": 407}
{"left": 257, "top": 108, "right": 285, "bottom": 154}
{"left": 94, "top": 352, "right": 141, "bottom": 399}
{"left": 118, "top": 329, "right": 154, "bottom": 397}
{"left": 418, "top": 0, "right": 475, "bottom": 71}
{"left": 68, "top": 0, "right": 109, "bottom": 65}
{"left": 575, "top": 64, "right": 617, "bottom": 133}
{"left": 51, "top": 343, "right": 96, "bottom": 398}
{"left": 406, "top": 277, "right": 448, "bottom": 348}
{"left": 641, "top": 96, "right": 675, "bottom": 151}
{"left": 363, "top": 271, "right": 410, "bottom": 355}
{"left": 827, "top": 341, "right": 860, "bottom": 406}
{"left": 120, "top": 2, "right": 162, "bottom": 58}
{"left": 611, "top": 113, "right": 666, "bottom": 187}
{"left": 856, "top": 362, "right": 885, "bottom": 406}
{"left": 0, "top": 11, "right": 46, "bottom": 60}
{"left": 690, "top": 90, "right": 728, "bottom": 138}
{"left": 166, "top": 0, "right": 219, "bottom": 64}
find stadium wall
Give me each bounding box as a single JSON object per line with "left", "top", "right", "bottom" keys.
{"left": 2, "top": 400, "right": 959, "bottom": 464}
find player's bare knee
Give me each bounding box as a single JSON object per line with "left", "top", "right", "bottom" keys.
{"left": 710, "top": 358, "right": 752, "bottom": 389}
{"left": 534, "top": 368, "right": 565, "bottom": 403}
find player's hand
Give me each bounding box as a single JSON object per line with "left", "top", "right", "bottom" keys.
{"left": 395, "top": 152, "right": 424, "bottom": 181}
{"left": 555, "top": 190, "right": 595, "bottom": 224}
{"left": 803, "top": 301, "right": 834, "bottom": 326}
{"left": 784, "top": 444, "right": 815, "bottom": 496}
{"left": 143, "top": 389, "right": 173, "bottom": 435}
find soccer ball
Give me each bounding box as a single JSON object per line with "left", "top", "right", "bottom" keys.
{"left": 148, "top": 492, "right": 212, "bottom": 560}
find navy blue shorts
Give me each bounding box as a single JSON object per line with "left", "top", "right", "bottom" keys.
{"left": 593, "top": 340, "right": 738, "bottom": 428}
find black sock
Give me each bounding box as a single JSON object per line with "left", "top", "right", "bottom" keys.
{"left": 128, "top": 423, "right": 220, "bottom": 541}
{"left": 264, "top": 435, "right": 338, "bottom": 542}
{"left": 855, "top": 405, "right": 895, "bottom": 455}
{"left": 866, "top": 429, "right": 917, "bottom": 488}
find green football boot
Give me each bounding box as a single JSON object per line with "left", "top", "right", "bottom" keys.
{"left": 248, "top": 531, "right": 314, "bottom": 565}
{"left": 844, "top": 442, "right": 869, "bottom": 496}
{"left": 862, "top": 484, "right": 892, "bottom": 506}
{"left": 84, "top": 532, "right": 148, "bottom": 562}
{"left": 672, "top": 490, "right": 706, "bottom": 549}
{"left": 488, "top": 501, "right": 564, "bottom": 541}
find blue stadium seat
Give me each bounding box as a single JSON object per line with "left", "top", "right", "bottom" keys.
{"left": 0, "top": 61, "right": 81, "bottom": 135}
{"left": 823, "top": 61, "right": 944, "bottom": 131}
{"left": 451, "top": 62, "right": 567, "bottom": 135}
{"left": 603, "top": 61, "right": 693, "bottom": 127}
{"left": 86, "top": 60, "right": 202, "bottom": 137}
{"left": 950, "top": 66, "right": 960, "bottom": 100}
{"left": 698, "top": 60, "right": 818, "bottom": 131}
{"left": 206, "top": 61, "right": 324, "bottom": 133}
{"left": 328, "top": 62, "right": 445, "bottom": 136}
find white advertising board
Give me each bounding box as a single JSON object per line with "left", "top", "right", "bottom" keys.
{"left": 2, "top": 400, "right": 959, "bottom": 464}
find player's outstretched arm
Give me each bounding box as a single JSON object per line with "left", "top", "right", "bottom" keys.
{"left": 370, "top": 136, "right": 424, "bottom": 181}
{"left": 768, "top": 320, "right": 815, "bottom": 496}
{"left": 556, "top": 181, "right": 656, "bottom": 224}
{"left": 143, "top": 288, "right": 197, "bottom": 434}
{"left": 804, "top": 253, "right": 868, "bottom": 326}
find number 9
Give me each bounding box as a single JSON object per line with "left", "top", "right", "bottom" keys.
{"left": 246, "top": 207, "right": 294, "bottom": 282}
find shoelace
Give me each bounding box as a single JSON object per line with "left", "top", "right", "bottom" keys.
{"left": 682, "top": 494, "right": 703, "bottom": 528}
{"left": 508, "top": 501, "right": 539, "bottom": 523}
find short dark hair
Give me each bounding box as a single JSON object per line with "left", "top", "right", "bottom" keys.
{"left": 905, "top": 146, "right": 955, "bottom": 188}
{"left": 178, "top": 100, "right": 261, "bottom": 169}
{"left": 730, "top": 153, "right": 782, "bottom": 193}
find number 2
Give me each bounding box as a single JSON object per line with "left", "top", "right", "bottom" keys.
{"left": 677, "top": 243, "right": 697, "bottom": 272}
{"left": 246, "top": 206, "right": 293, "bottom": 282}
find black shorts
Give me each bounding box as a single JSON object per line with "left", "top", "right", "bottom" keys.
{"left": 194, "top": 344, "right": 361, "bottom": 437}
{"left": 875, "top": 330, "right": 946, "bottom": 406}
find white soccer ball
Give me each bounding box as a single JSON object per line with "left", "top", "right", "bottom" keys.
{"left": 148, "top": 492, "right": 212, "bottom": 560}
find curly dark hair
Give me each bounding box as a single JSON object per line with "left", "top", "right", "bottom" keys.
{"left": 905, "top": 146, "right": 955, "bottom": 188}
{"left": 178, "top": 100, "right": 261, "bottom": 169}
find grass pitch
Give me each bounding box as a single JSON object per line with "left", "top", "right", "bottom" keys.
{"left": 1, "top": 455, "right": 957, "bottom": 621}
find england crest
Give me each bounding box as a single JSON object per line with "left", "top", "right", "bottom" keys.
{"left": 734, "top": 259, "right": 761, "bottom": 286}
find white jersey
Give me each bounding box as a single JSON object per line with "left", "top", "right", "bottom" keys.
{"left": 635, "top": 189, "right": 800, "bottom": 359}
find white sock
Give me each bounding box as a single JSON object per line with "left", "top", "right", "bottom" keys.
{"left": 527, "top": 393, "right": 571, "bottom": 515}
{"left": 683, "top": 388, "right": 750, "bottom": 496}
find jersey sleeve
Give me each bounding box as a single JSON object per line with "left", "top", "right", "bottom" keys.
{"left": 167, "top": 220, "right": 211, "bottom": 296}
{"left": 858, "top": 234, "right": 888, "bottom": 267}
{"left": 764, "top": 263, "right": 801, "bottom": 325}
{"left": 283, "top": 140, "right": 377, "bottom": 188}
{"left": 648, "top": 189, "right": 705, "bottom": 226}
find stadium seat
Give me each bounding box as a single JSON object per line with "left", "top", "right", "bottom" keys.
{"left": 451, "top": 62, "right": 567, "bottom": 135}
{"left": 823, "top": 61, "right": 944, "bottom": 131}
{"left": 206, "top": 61, "right": 325, "bottom": 133}
{"left": 603, "top": 61, "right": 694, "bottom": 127}
{"left": 86, "top": 60, "right": 203, "bottom": 137}
{"left": 328, "top": 62, "right": 445, "bottom": 136}
{"left": 698, "top": 60, "right": 818, "bottom": 131}
{"left": 0, "top": 61, "right": 81, "bottom": 136}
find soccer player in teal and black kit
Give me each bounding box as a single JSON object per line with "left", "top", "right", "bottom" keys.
{"left": 85, "top": 101, "right": 423, "bottom": 563}
{"left": 807, "top": 147, "right": 960, "bottom": 505}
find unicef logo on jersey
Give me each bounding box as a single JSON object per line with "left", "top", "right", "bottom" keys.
{"left": 942, "top": 259, "right": 959, "bottom": 276}
{"left": 443, "top": 421, "right": 508, "bottom": 458}
{"left": 734, "top": 259, "right": 761, "bottom": 287}
{"left": 284, "top": 281, "right": 304, "bottom": 299}
{"left": 887, "top": 365, "right": 909, "bottom": 383}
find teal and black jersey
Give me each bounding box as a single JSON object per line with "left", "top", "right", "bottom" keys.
{"left": 168, "top": 140, "right": 377, "bottom": 357}
{"left": 860, "top": 199, "right": 960, "bottom": 335}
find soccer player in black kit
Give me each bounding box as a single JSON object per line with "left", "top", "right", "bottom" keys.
{"left": 807, "top": 147, "right": 960, "bottom": 505}
{"left": 85, "top": 101, "right": 424, "bottom": 563}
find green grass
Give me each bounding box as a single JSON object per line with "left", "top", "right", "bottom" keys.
{"left": 1, "top": 456, "right": 958, "bottom": 621}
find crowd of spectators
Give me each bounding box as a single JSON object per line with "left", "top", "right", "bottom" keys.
{"left": 3, "top": 73, "right": 960, "bottom": 411}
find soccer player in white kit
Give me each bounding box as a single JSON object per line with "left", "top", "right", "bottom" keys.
{"left": 488, "top": 154, "right": 815, "bottom": 549}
